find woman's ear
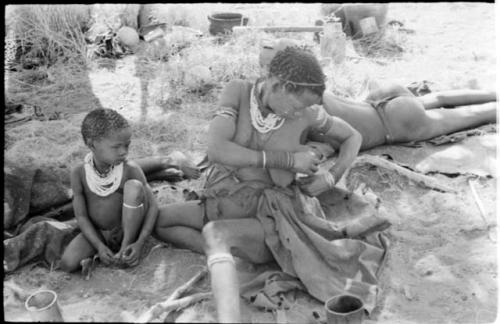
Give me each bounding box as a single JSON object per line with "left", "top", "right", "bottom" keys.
{"left": 86, "top": 139, "right": 95, "bottom": 151}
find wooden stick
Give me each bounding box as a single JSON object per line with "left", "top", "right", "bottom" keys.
{"left": 233, "top": 26, "right": 323, "bottom": 34}
{"left": 467, "top": 178, "right": 496, "bottom": 242}
{"left": 134, "top": 268, "right": 208, "bottom": 323}
{"left": 345, "top": 155, "right": 457, "bottom": 193}
{"left": 166, "top": 268, "right": 208, "bottom": 302}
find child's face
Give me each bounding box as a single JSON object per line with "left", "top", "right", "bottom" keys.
{"left": 91, "top": 128, "right": 132, "bottom": 166}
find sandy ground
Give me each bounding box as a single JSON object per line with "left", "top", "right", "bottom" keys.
{"left": 4, "top": 3, "right": 498, "bottom": 323}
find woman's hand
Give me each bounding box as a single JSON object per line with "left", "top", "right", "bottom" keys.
{"left": 292, "top": 151, "right": 321, "bottom": 175}
{"left": 297, "top": 170, "right": 336, "bottom": 196}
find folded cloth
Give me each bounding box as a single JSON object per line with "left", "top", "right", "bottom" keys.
{"left": 240, "top": 270, "right": 306, "bottom": 310}
{"left": 255, "top": 185, "right": 390, "bottom": 314}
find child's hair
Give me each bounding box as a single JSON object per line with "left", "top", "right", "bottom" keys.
{"left": 81, "top": 108, "right": 130, "bottom": 146}
{"left": 269, "top": 46, "right": 326, "bottom": 97}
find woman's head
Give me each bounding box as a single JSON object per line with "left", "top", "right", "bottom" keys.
{"left": 264, "top": 46, "right": 326, "bottom": 118}
{"left": 81, "top": 108, "right": 131, "bottom": 165}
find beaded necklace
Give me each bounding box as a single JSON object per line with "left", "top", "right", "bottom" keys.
{"left": 249, "top": 81, "right": 285, "bottom": 134}
{"left": 84, "top": 152, "right": 123, "bottom": 197}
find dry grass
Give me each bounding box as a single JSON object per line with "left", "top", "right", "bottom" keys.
{"left": 7, "top": 5, "right": 90, "bottom": 66}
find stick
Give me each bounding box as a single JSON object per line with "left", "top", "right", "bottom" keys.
{"left": 467, "top": 178, "right": 496, "bottom": 242}
{"left": 233, "top": 26, "right": 323, "bottom": 34}
{"left": 134, "top": 268, "right": 208, "bottom": 322}
{"left": 344, "top": 155, "right": 457, "bottom": 193}
{"left": 467, "top": 178, "right": 489, "bottom": 225}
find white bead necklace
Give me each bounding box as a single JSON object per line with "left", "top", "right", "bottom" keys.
{"left": 84, "top": 152, "right": 123, "bottom": 197}
{"left": 249, "top": 82, "right": 285, "bottom": 134}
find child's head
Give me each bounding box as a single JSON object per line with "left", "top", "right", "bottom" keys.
{"left": 264, "top": 46, "right": 326, "bottom": 119}
{"left": 81, "top": 108, "right": 131, "bottom": 165}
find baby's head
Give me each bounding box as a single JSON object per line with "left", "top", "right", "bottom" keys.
{"left": 81, "top": 108, "right": 131, "bottom": 165}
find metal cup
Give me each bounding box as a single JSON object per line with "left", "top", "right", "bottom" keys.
{"left": 325, "top": 294, "right": 365, "bottom": 324}
{"left": 25, "top": 289, "right": 64, "bottom": 322}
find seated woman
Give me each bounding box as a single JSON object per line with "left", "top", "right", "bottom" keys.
{"left": 154, "top": 46, "right": 389, "bottom": 322}
{"left": 261, "top": 39, "right": 497, "bottom": 151}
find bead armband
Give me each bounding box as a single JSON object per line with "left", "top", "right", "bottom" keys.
{"left": 257, "top": 151, "right": 295, "bottom": 169}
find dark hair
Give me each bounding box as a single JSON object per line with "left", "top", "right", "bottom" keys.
{"left": 268, "top": 46, "right": 326, "bottom": 96}
{"left": 81, "top": 108, "right": 130, "bottom": 146}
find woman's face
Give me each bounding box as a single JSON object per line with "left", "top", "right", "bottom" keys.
{"left": 264, "top": 81, "right": 323, "bottom": 119}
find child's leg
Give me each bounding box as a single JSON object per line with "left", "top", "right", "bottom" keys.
{"left": 134, "top": 156, "right": 166, "bottom": 175}
{"left": 120, "top": 179, "right": 146, "bottom": 251}
{"left": 419, "top": 90, "right": 497, "bottom": 109}
{"left": 60, "top": 233, "right": 98, "bottom": 272}
{"left": 154, "top": 201, "right": 206, "bottom": 253}
{"left": 202, "top": 219, "right": 273, "bottom": 323}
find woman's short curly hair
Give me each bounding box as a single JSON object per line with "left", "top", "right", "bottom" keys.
{"left": 268, "top": 46, "right": 326, "bottom": 96}
{"left": 81, "top": 108, "right": 129, "bottom": 146}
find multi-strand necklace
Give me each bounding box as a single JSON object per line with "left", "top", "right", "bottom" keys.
{"left": 249, "top": 81, "right": 285, "bottom": 134}
{"left": 84, "top": 152, "right": 123, "bottom": 197}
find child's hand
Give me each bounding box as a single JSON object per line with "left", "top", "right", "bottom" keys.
{"left": 121, "top": 241, "right": 143, "bottom": 267}
{"left": 97, "top": 245, "right": 116, "bottom": 266}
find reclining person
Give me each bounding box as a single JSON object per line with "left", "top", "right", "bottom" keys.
{"left": 260, "top": 39, "right": 497, "bottom": 151}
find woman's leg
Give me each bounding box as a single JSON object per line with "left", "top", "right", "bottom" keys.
{"left": 154, "top": 201, "right": 206, "bottom": 253}
{"left": 383, "top": 96, "right": 497, "bottom": 143}
{"left": 202, "top": 218, "right": 273, "bottom": 323}
{"left": 421, "top": 102, "right": 497, "bottom": 139}
{"left": 419, "top": 89, "right": 497, "bottom": 109}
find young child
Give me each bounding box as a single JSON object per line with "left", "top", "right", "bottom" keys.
{"left": 60, "top": 108, "right": 158, "bottom": 272}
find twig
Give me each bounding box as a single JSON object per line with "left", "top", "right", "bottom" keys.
{"left": 134, "top": 268, "right": 209, "bottom": 322}
{"left": 165, "top": 268, "right": 208, "bottom": 302}
{"left": 467, "top": 178, "right": 496, "bottom": 242}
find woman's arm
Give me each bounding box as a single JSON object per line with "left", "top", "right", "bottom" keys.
{"left": 311, "top": 107, "right": 362, "bottom": 183}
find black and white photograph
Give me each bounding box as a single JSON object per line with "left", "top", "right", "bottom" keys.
{"left": 3, "top": 2, "right": 497, "bottom": 323}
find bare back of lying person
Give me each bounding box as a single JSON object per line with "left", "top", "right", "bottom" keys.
{"left": 155, "top": 47, "right": 363, "bottom": 322}
{"left": 60, "top": 109, "right": 159, "bottom": 272}
{"left": 261, "top": 38, "right": 497, "bottom": 151}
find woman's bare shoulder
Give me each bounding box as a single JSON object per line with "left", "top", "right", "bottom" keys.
{"left": 219, "top": 79, "right": 252, "bottom": 108}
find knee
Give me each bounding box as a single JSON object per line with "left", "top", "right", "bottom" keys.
{"left": 201, "top": 221, "right": 229, "bottom": 254}
{"left": 123, "top": 179, "right": 144, "bottom": 205}
{"left": 59, "top": 253, "right": 80, "bottom": 273}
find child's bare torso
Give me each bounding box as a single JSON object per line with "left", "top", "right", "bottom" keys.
{"left": 79, "top": 163, "right": 133, "bottom": 230}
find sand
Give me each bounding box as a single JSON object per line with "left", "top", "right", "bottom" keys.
{"left": 4, "top": 3, "right": 497, "bottom": 323}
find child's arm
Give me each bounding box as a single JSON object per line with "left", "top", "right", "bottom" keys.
{"left": 71, "top": 166, "right": 115, "bottom": 264}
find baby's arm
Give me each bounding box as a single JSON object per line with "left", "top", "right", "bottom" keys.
{"left": 71, "top": 166, "right": 115, "bottom": 263}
